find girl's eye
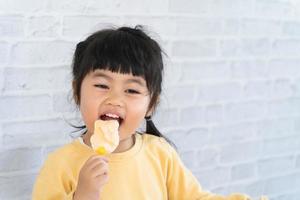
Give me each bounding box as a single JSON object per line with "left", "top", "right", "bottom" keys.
{"left": 94, "top": 84, "right": 109, "bottom": 89}
{"left": 126, "top": 89, "right": 140, "bottom": 94}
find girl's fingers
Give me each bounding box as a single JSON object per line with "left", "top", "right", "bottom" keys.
{"left": 85, "top": 155, "right": 108, "bottom": 169}
{"left": 88, "top": 157, "right": 108, "bottom": 171}
{"left": 86, "top": 155, "right": 108, "bottom": 164}
{"left": 95, "top": 173, "right": 109, "bottom": 185}
{"left": 91, "top": 162, "right": 109, "bottom": 177}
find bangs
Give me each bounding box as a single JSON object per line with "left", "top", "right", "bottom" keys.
{"left": 81, "top": 29, "right": 154, "bottom": 78}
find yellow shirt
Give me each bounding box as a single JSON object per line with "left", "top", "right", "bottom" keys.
{"left": 32, "top": 133, "right": 267, "bottom": 200}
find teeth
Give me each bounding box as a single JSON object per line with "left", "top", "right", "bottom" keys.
{"left": 105, "top": 113, "right": 120, "bottom": 119}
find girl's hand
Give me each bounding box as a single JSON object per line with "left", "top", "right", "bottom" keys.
{"left": 73, "top": 155, "right": 109, "bottom": 200}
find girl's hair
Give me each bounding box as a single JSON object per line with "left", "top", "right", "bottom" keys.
{"left": 71, "top": 25, "right": 174, "bottom": 146}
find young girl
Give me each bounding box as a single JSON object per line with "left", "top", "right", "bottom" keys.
{"left": 32, "top": 26, "right": 267, "bottom": 200}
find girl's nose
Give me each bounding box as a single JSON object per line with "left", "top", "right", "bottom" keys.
{"left": 105, "top": 91, "right": 124, "bottom": 107}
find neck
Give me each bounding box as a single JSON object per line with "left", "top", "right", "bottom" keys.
{"left": 82, "top": 132, "right": 136, "bottom": 153}
{"left": 113, "top": 135, "right": 135, "bottom": 153}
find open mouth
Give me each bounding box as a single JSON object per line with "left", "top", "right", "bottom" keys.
{"left": 100, "top": 113, "right": 123, "bottom": 125}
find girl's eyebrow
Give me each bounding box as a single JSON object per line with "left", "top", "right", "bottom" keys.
{"left": 92, "top": 71, "right": 146, "bottom": 87}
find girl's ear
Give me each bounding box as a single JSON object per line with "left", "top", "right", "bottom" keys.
{"left": 146, "top": 107, "right": 153, "bottom": 118}
{"left": 146, "top": 97, "right": 160, "bottom": 117}
{"left": 72, "top": 80, "right": 79, "bottom": 105}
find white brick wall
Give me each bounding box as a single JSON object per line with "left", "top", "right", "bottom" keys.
{"left": 0, "top": 0, "right": 300, "bottom": 199}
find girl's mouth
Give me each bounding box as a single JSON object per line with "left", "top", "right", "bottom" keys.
{"left": 100, "top": 113, "right": 123, "bottom": 125}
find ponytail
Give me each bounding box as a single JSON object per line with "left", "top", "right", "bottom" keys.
{"left": 144, "top": 116, "right": 176, "bottom": 148}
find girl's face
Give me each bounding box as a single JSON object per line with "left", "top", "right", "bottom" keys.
{"left": 79, "top": 69, "right": 151, "bottom": 142}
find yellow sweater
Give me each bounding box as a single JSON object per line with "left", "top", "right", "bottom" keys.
{"left": 32, "top": 133, "right": 267, "bottom": 200}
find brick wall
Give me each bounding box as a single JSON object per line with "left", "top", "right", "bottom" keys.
{"left": 0, "top": 0, "right": 300, "bottom": 199}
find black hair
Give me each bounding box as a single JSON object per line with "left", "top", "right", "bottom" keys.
{"left": 70, "top": 25, "right": 174, "bottom": 146}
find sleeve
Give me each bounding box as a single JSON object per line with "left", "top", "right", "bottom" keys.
{"left": 32, "top": 154, "right": 77, "bottom": 200}
{"left": 165, "top": 144, "right": 268, "bottom": 200}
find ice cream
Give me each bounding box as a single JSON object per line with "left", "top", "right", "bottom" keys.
{"left": 90, "top": 119, "right": 120, "bottom": 155}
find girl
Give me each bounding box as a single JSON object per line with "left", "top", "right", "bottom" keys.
{"left": 32, "top": 25, "right": 267, "bottom": 200}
